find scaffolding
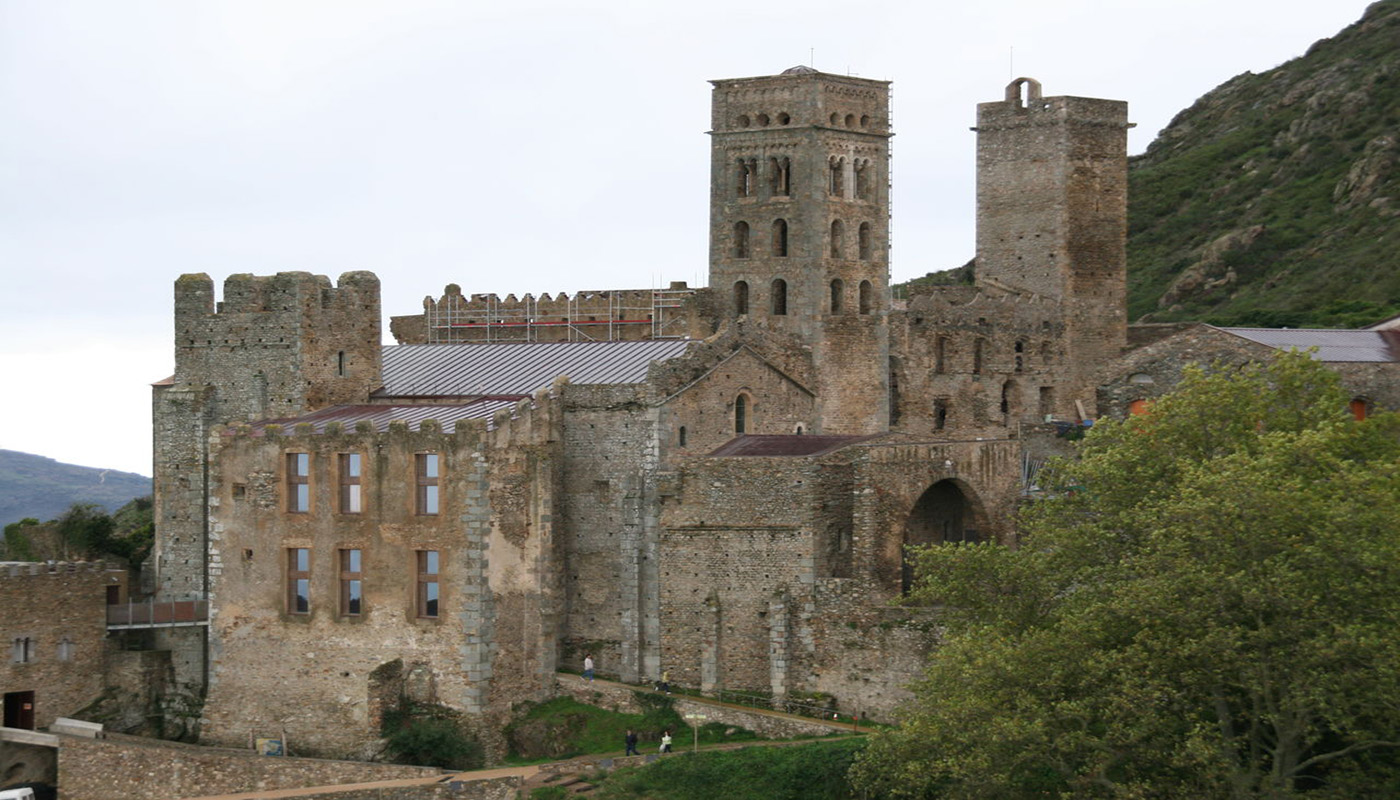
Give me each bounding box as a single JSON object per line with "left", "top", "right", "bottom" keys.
{"left": 427, "top": 286, "right": 695, "bottom": 344}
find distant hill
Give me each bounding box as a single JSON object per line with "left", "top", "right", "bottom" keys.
{"left": 898, "top": 2, "right": 1400, "bottom": 328}
{"left": 1127, "top": 0, "right": 1400, "bottom": 327}
{"left": 0, "top": 449, "right": 151, "bottom": 528}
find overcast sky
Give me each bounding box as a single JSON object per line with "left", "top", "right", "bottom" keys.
{"left": 0, "top": 0, "right": 1375, "bottom": 477}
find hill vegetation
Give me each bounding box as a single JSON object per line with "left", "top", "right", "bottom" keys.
{"left": 0, "top": 449, "right": 150, "bottom": 529}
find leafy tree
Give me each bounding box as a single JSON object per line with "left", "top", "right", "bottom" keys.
{"left": 2, "top": 518, "right": 40, "bottom": 560}
{"left": 852, "top": 352, "right": 1400, "bottom": 799}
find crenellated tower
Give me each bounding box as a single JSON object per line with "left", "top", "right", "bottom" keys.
{"left": 708, "top": 66, "right": 892, "bottom": 433}
{"left": 974, "top": 78, "right": 1131, "bottom": 409}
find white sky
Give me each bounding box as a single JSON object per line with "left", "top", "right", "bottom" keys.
{"left": 0, "top": 0, "right": 1375, "bottom": 477}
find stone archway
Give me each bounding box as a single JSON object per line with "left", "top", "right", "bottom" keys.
{"left": 901, "top": 480, "right": 985, "bottom": 593}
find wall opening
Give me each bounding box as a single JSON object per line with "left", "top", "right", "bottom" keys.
{"left": 902, "top": 480, "right": 983, "bottom": 593}
{"left": 772, "top": 219, "right": 788, "bottom": 257}
{"left": 733, "top": 221, "right": 750, "bottom": 258}
{"left": 830, "top": 219, "right": 844, "bottom": 258}
{"left": 830, "top": 278, "right": 844, "bottom": 313}
{"left": 734, "top": 281, "right": 749, "bottom": 315}
{"left": 770, "top": 156, "right": 790, "bottom": 196}
{"left": 829, "top": 157, "right": 844, "bottom": 197}
{"left": 734, "top": 393, "right": 749, "bottom": 435}
{"left": 771, "top": 279, "right": 788, "bottom": 316}
{"left": 858, "top": 280, "right": 873, "bottom": 315}
{"left": 1351, "top": 397, "right": 1369, "bottom": 421}
{"left": 858, "top": 222, "right": 872, "bottom": 260}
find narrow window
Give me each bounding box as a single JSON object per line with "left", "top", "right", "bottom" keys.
{"left": 973, "top": 339, "right": 984, "bottom": 375}
{"left": 934, "top": 399, "right": 949, "bottom": 430}
{"left": 1039, "top": 386, "right": 1055, "bottom": 419}
{"left": 339, "top": 453, "right": 362, "bottom": 514}
{"left": 854, "top": 159, "right": 871, "bottom": 200}
{"left": 1351, "top": 398, "right": 1369, "bottom": 421}
{"left": 858, "top": 280, "right": 873, "bottom": 315}
{"left": 889, "top": 357, "right": 901, "bottom": 426}
{"left": 11, "top": 637, "right": 32, "bottom": 664}
{"left": 733, "top": 221, "right": 750, "bottom": 258}
{"left": 830, "top": 279, "right": 844, "bottom": 313}
{"left": 416, "top": 453, "right": 440, "bottom": 516}
{"left": 417, "top": 550, "right": 440, "bottom": 619}
{"left": 830, "top": 220, "right": 844, "bottom": 258}
{"left": 734, "top": 394, "right": 748, "bottom": 435}
{"left": 340, "top": 549, "right": 362, "bottom": 617}
{"left": 287, "top": 548, "right": 310, "bottom": 615}
{"left": 1001, "top": 381, "right": 1015, "bottom": 416}
{"left": 935, "top": 336, "right": 947, "bottom": 374}
{"left": 1040, "top": 341, "right": 1053, "bottom": 366}
{"left": 858, "top": 222, "right": 872, "bottom": 260}
{"left": 57, "top": 638, "right": 74, "bottom": 663}
{"left": 771, "top": 279, "right": 788, "bottom": 315}
{"left": 734, "top": 281, "right": 749, "bottom": 315}
{"left": 772, "top": 219, "right": 788, "bottom": 257}
{"left": 286, "top": 453, "right": 310, "bottom": 513}
{"left": 829, "top": 157, "right": 844, "bottom": 197}
{"left": 737, "top": 159, "right": 756, "bottom": 197}
{"left": 336, "top": 351, "right": 347, "bottom": 377}
{"left": 770, "top": 157, "right": 790, "bottom": 196}
{"left": 678, "top": 426, "right": 687, "bottom": 447}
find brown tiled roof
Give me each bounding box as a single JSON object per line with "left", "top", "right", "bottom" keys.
{"left": 706, "top": 434, "right": 881, "bottom": 458}
{"left": 248, "top": 402, "right": 516, "bottom": 435}
{"left": 1218, "top": 327, "right": 1400, "bottom": 363}
{"left": 378, "top": 340, "right": 692, "bottom": 398}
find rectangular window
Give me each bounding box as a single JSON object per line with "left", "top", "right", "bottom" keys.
{"left": 339, "top": 453, "right": 363, "bottom": 514}
{"left": 416, "top": 453, "right": 440, "bottom": 516}
{"left": 287, "top": 548, "right": 310, "bottom": 614}
{"left": 340, "top": 549, "right": 362, "bottom": 617}
{"left": 417, "top": 550, "right": 440, "bottom": 619}
{"left": 287, "top": 453, "right": 310, "bottom": 513}
{"left": 11, "top": 637, "right": 32, "bottom": 664}
{"left": 57, "top": 638, "right": 75, "bottom": 662}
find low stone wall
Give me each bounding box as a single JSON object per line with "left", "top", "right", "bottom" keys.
{"left": 57, "top": 733, "right": 440, "bottom": 800}
{"left": 555, "top": 678, "right": 841, "bottom": 739}
{"left": 252, "top": 777, "right": 519, "bottom": 800}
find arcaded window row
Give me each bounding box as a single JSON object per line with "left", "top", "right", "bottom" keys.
{"left": 731, "top": 219, "right": 874, "bottom": 260}
{"left": 734, "top": 156, "right": 875, "bottom": 200}
{"left": 732, "top": 278, "right": 876, "bottom": 317}
{"left": 285, "top": 547, "right": 440, "bottom": 620}
{"left": 732, "top": 112, "right": 877, "bottom": 130}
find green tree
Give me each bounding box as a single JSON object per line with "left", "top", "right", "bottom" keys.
{"left": 2, "top": 518, "right": 40, "bottom": 560}
{"left": 56, "top": 503, "right": 116, "bottom": 559}
{"left": 852, "top": 352, "right": 1400, "bottom": 799}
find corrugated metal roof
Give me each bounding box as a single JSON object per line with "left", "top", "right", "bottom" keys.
{"left": 1218, "top": 327, "right": 1400, "bottom": 363}
{"left": 707, "top": 434, "right": 881, "bottom": 458}
{"left": 247, "top": 402, "right": 517, "bottom": 435}
{"left": 379, "top": 340, "right": 693, "bottom": 398}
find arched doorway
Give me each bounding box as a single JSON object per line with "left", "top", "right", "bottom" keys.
{"left": 901, "top": 480, "right": 983, "bottom": 593}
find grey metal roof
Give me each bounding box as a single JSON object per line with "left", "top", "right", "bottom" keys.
{"left": 378, "top": 340, "right": 694, "bottom": 398}
{"left": 250, "top": 402, "right": 517, "bottom": 435}
{"left": 1218, "top": 327, "right": 1400, "bottom": 363}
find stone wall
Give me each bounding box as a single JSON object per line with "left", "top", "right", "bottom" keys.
{"left": 554, "top": 678, "right": 841, "bottom": 739}
{"left": 56, "top": 734, "right": 439, "bottom": 800}
{"left": 0, "top": 562, "right": 114, "bottom": 730}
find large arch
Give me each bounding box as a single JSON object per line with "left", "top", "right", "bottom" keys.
{"left": 900, "top": 479, "right": 987, "bottom": 593}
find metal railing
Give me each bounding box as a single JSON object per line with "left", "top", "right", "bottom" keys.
{"left": 106, "top": 595, "right": 209, "bottom": 629}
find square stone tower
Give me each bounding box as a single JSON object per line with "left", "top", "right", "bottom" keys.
{"left": 708, "top": 66, "right": 893, "bottom": 433}
{"left": 975, "top": 78, "right": 1131, "bottom": 405}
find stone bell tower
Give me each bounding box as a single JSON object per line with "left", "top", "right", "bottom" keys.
{"left": 707, "top": 66, "right": 892, "bottom": 433}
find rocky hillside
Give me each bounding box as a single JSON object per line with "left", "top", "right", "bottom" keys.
{"left": 1128, "top": 0, "right": 1400, "bottom": 327}
{"left": 0, "top": 449, "right": 150, "bottom": 529}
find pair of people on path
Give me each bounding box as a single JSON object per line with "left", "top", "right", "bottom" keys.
{"left": 623, "top": 729, "right": 672, "bottom": 755}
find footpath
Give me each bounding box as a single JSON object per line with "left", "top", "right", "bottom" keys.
{"left": 175, "top": 674, "right": 863, "bottom": 800}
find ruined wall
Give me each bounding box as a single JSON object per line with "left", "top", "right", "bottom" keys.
{"left": 57, "top": 733, "right": 441, "bottom": 800}
{"left": 0, "top": 562, "right": 113, "bottom": 730}
{"left": 200, "top": 390, "right": 562, "bottom": 759}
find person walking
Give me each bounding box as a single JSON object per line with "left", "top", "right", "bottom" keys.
{"left": 660, "top": 730, "right": 673, "bottom": 754}
{"left": 583, "top": 654, "right": 594, "bottom": 682}
{"left": 624, "top": 729, "right": 639, "bottom": 756}
{"left": 659, "top": 669, "right": 671, "bottom": 694}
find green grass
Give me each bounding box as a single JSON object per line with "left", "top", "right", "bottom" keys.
{"left": 592, "top": 738, "right": 868, "bottom": 800}
{"left": 504, "top": 695, "right": 758, "bottom": 763}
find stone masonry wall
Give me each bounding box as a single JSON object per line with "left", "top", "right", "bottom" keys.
{"left": 57, "top": 733, "right": 439, "bottom": 800}
{"left": 0, "top": 562, "right": 113, "bottom": 730}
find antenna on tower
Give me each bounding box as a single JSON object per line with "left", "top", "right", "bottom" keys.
{"left": 810, "top": 47, "right": 815, "bottom": 68}
{"left": 1009, "top": 46, "right": 1014, "bottom": 79}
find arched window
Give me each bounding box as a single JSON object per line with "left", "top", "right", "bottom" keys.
{"left": 733, "top": 281, "right": 749, "bottom": 316}
{"left": 854, "top": 159, "right": 871, "bottom": 200}
{"left": 771, "top": 278, "right": 788, "bottom": 316}
{"left": 934, "top": 399, "right": 949, "bottom": 430}
{"left": 770, "top": 157, "right": 790, "bottom": 196}
{"left": 1001, "top": 380, "right": 1016, "bottom": 416}
{"left": 733, "top": 221, "right": 750, "bottom": 258}
{"left": 734, "top": 394, "right": 749, "bottom": 434}
{"left": 830, "top": 219, "right": 844, "bottom": 258}
{"left": 829, "top": 157, "right": 844, "bottom": 197}
{"left": 772, "top": 219, "right": 788, "bottom": 257}
{"left": 858, "top": 280, "right": 873, "bottom": 315}
{"left": 737, "top": 159, "right": 756, "bottom": 197}
{"left": 830, "top": 279, "right": 844, "bottom": 313}
{"left": 858, "top": 222, "right": 872, "bottom": 260}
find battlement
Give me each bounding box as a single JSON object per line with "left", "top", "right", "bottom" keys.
{"left": 975, "top": 78, "right": 1131, "bottom": 131}
{"left": 398, "top": 282, "right": 694, "bottom": 344}
{"left": 0, "top": 560, "right": 116, "bottom": 579}
{"left": 176, "top": 271, "right": 379, "bottom": 320}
